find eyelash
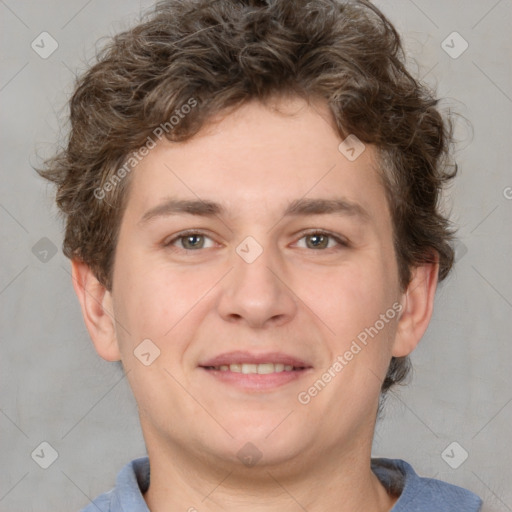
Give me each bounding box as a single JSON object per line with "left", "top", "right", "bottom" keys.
{"left": 163, "top": 229, "right": 349, "bottom": 252}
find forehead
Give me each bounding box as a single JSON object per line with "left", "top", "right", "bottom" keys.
{"left": 122, "top": 97, "right": 389, "bottom": 226}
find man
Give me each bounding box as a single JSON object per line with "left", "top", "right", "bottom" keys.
{"left": 39, "top": 0, "right": 483, "bottom": 510}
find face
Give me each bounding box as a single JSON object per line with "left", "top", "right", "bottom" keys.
{"left": 107, "top": 97, "right": 404, "bottom": 472}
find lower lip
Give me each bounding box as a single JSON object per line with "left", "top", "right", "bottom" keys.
{"left": 200, "top": 368, "right": 311, "bottom": 391}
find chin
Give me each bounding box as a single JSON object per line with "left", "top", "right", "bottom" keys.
{"left": 216, "top": 423, "right": 308, "bottom": 467}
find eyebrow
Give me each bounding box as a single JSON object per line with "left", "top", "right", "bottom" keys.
{"left": 138, "top": 197, "right": 370, "bottom": 225}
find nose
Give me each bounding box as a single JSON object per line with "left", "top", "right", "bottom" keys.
{"left": 216, "top": 239, "right": 298, "bottom": 329}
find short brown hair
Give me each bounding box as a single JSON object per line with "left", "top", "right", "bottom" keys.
{"left": 37, "top": 0, "right": 457, "bottom": 394}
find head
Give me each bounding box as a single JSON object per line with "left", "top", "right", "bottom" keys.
{"left": 39, "top": 0, "right": 456, "bottom": 471}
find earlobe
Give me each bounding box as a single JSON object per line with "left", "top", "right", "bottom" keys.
{"left": 71, "top": 259, "right": 121, "bottom": 362}
{"left": 392, "top": 260, "right": 439, "bottom": 358}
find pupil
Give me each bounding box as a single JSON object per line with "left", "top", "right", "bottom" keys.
{"left": 309, "top": 234, "right": 326, "bottom": 249}
{"left": 185, "top": 235, "right": 202, "bottom": 249}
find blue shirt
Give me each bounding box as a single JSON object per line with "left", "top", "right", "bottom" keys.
{"left": 79, "top": 457, "right": 482, "bottom": 511}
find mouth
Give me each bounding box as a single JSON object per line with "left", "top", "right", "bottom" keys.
{"left": 202, "top": 362, "right": 307, "bottom": 373}
{"left": 198, "top": 351, "right": 313, "bottom": 391}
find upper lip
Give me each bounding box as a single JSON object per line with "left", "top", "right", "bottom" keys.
{"left": 199, "top": 351, "right": 312, "bottom": 368}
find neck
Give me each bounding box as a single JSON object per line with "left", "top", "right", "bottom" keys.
{"left": 143, "top": 432, "right": 397, "bottom": 512}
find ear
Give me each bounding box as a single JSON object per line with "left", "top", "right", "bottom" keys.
{"left": 392, "top": 259, "right": 439, "bottom": 357}
{"left": 71, "top": 259, "right": 121, "bottom": 362}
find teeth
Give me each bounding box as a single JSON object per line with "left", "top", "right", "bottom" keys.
{"left": 257, "top": 363, "right": 274, "bottom": 374}
{"left": 241, "top": 364, "right": 257, "bottom": 374}
{"left": 211, "top": 363, "right": 298, "bottom": 373}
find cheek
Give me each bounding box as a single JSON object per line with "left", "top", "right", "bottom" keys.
{"left": 304, "top": 259, "right": 400, "bottom": 388}
{"left": 111, "top": 258, "right": 217, "bottom": 356}
{"left": 307, "top": 260, "right": 394, "bottom": 330}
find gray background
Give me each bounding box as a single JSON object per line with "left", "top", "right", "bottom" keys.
{"left": 1, "top": 1, "right": 511, "bottom": 511}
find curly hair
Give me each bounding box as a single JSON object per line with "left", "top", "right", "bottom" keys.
{"left": 37, "top": 0, "right": 457, "bottom": 394}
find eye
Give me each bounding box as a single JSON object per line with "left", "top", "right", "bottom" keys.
{"left": 163, "top": 231, "right": 216, "bottom": 251}
{"left": 162, "top": 229, "right": 348, "bottom": 252}
{"left": 295, "top": 230, "right": 348, "bottom": 250}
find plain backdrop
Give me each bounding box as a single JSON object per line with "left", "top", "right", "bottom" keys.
{"left": 1, "top": 1, "right": 511, "bottom": 511}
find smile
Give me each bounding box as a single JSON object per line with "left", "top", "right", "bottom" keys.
{"left": 203, "top": 363, "right": 304, "bottom": 374}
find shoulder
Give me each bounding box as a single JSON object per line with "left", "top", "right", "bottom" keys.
{"left": 78, "top": 457, "right": 150, "bottom": 512}
{"left": 372, "top": 458, "right": 483, "bottom": 512}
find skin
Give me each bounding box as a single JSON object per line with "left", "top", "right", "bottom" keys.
{"left": 72, "top": 96, "right": 438, "bottom": 512}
